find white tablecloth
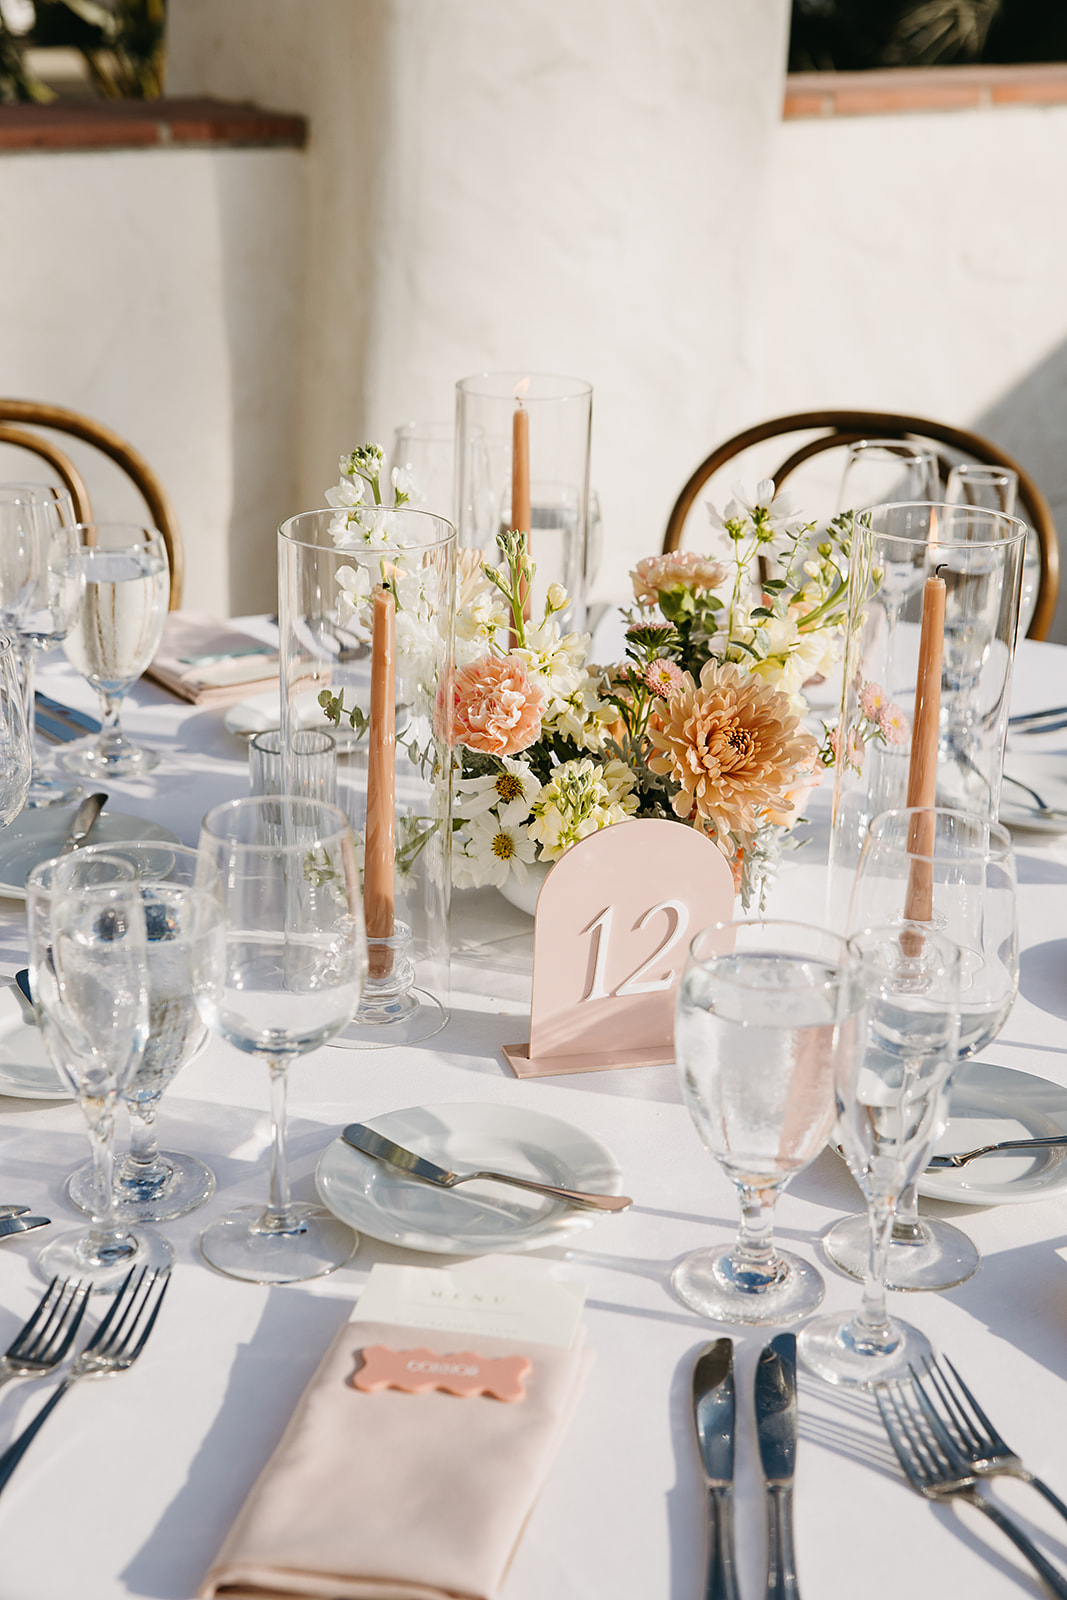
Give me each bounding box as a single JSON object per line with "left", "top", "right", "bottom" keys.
{"left": 0, "top": 633, "right": 1066, "bottom": 1600}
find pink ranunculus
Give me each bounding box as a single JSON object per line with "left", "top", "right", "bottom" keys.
{"left": 453, "top": 654, "right": 546, "bottom": 756}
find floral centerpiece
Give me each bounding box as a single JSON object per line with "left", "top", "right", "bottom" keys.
{"left": 319, "top": 451, "right": 872, "bottom": 911}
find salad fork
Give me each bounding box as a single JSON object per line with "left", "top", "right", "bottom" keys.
{"left": 877, "top": 1378, "right": 1067, "bottom": 1598}
{"left": 0, "top": 1276, "right": 90, "bottom": 1391}
{"left": 914, "top": 1356, "right": 1067, "bottom": 1526}
{"left": 0, "top": 1266, "right": 170, "bottom": 1498}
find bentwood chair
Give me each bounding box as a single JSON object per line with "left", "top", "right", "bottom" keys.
{"left": 0, "top": 399, "right": 184, "bottom": 608}
{"left": 662, "top": 409, "right": 1059, "bottom": 639}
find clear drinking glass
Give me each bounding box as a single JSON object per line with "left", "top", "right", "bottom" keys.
{"left": 799, "top": 923, "right": 960, "bottom": 1387}
{"left": 249, "top": 729, "right": 337, "bottom": 807}
{"left": 826, "top": 806, "right": 1018, "bottom": 1290}
{"left": 65, "top": 842, "right": 218, "bottom": 1223}
{"left": 193, "top": 797, "right": 367, "bottom": 1283}
{"left": 0, "top": 484, "right": 83, "bottom": 806}
{"left": 58, "top": 522, "right": 169, "bottom": 778}
{"left": 391, "top": 421, "right": 456, "bottom": 517}
{"left": 837, "top": 439, "right": 939, "bottom": 511}
{"left": 944, "top": 462, "right": 1040, "bottom": 633}
{"left": 0, "top": 632, "right": 30, "bottom": 829}
{"left": 27, "top": 853, "right": 174, "bottom": 1290}
{"left": 672, "top": 919, "right": 865, "bottom": 1326}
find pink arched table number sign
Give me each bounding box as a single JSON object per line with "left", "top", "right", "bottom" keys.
{"left": 503, "top": 817, "right": 736, "bottom": 1077}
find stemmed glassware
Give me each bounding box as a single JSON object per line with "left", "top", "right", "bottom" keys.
{"left": 0, "top": 484, "right": 83, "bottom": 807}
{"left": 826, "top": 806, "right": 1018, "bottom": 1290}
{"left": 672, "top": 919, "right": 865, "bottom": 1325}
{"left": 944, "top": 461, "right": 1039, "bottom": 633}
{"left": 798, "top": 923, "right": 961, "bottom": 1387}
{"left": 26, "top": 852, "right": 175, "bottom": 1290}
{"left": 192, "top": 797, "right": 367, "bottom": 1283}
{"left": 0, "top": 632, "right": 30, "bottom": 830}
{"left": 837, "top": 440, "right": 939, "bottom": 515}
{"left": 65, "top": 843, "right": 218, "bottom": 1223}
{"left": 58, "top": 522, "right": 169, "bottom": 779}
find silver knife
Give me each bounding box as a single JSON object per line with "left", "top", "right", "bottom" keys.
{"left": 34, "top": 710, "right": 83, "bottom": 745}
{"left": 756, "top": 1333, "right": 801, "bottom": 1600}
{"left": 58, "top": 792, "right": 107, "bottom": 856}
{"left": 341, "top": 1123, "right": 632, "bottom": 1211}
{"left": 693, "top": 1339, "right": 739, "bottom": 1600}
{"left": 0, "top": 1216, "right": 49, "bottom": 1239}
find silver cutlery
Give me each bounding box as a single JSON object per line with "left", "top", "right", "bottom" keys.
{"left": 0, "top": 1206, "right": 28, "bottom": 1220}
{"left": 877, "top": 1376, "right": 1067, "bottom": 1598}
{"left": 755, "top": 1333, "right": 800, "bottom": 1600}
{"left": 12, "top": 969, "right": 32, "bottom": 1013}
{"left": 0, "top": 1276, "right": 89, "bottom": 1391}
{"left": 58, "top": 791, "right": 107, "bottom": 856}
{"left": 0, "top": 1265, "right": 170, "bottom": 1499}
{"left": 0, "top": 1216, "right": 50, "bottom": 1240}
{"left": 692, "top": 1338, "right": 739, "bottom": 1600}
{"left": 1009, "top": 705, "right": 1067, "bottom": 728}
{"left": 34, "top": 710, "right": 83, "bottom": 746}
{"left": 913, "top": 1355, "right": 1067, "bottom": 1526}
{"left": 927, "top": 1133, "right": 1067, "bottom": 1168}
{"left": 1002, "top": 772, "right": 1067, "bottom": 820}
{"left": 341, "top": 1124, "right": 633, "bottom": 1211}
{"left": 34, "top": 693, "right": 101, "bottom": 735}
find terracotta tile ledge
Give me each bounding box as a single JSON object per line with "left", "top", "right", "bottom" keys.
{"left": 0, "top": 97, "right": 307, "bottom": 152}
{"left": 784, "top": 63, "right": 1067, "bottom": 120}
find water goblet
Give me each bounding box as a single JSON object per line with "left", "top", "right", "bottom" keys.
{"left": 65, "top": 842, "right": 218, "bottom": 1223}
{"left": 837, "top": 439, "right": 939, "bottom": 515}
{"left": 0, "top": 484, "right": 83, "bottom": 806}
{"left": 58, "top": 522, "right": 169, "bottom": 779}
{"left": 672, "top": 919, "right": 865, "bottom": 1326}
{"left": 798, "top": 923, "right": 960, "bottom": 1387}
{"left": 826, "top": 806, "right": 1018, "bottom": 1290}
{"left": 193, "top": 796, "right": 367, "bottom": 1283}
{"left": 0, "top": 631, "right": 30, "bottom": 829}
{"left": 26, "top": 853, "right": 174, "bottom": 1290}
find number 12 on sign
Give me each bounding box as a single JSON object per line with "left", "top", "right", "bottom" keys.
{"left": 581, "top": 900, "right": 689, "bottom": 1002}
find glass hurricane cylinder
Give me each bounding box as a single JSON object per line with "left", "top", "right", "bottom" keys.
{"left": 828, "top": 501, "right": 1026, "bottom": 926}
{"left": 278, "top": 506, "right": 455, "bottom": 1046}
{"left": 455, "top": 372, "right": 592, "bottom": 632}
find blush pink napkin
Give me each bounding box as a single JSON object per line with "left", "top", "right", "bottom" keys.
{"left": 198, "top": 1318, "right": 592, "bottom": 1600}
{"left": 146, "top": 611, "right": 278, "bottom": 707}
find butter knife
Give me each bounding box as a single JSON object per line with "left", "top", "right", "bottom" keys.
{"left": 692, "top": 1338, "right": 739, "bottom": 1600}
{"left": 58, "top": 792, "right": 107, "bottom": 856}
{"left": 0, "top": 1216, "right": 49, "bottom": 1240}
{"left": 756, "top": 1333, "right": 800, "bottom": 1600}
{"left": 341, "top": 1123, "right": 632, "bottom": 1211}
{"left": 926, "top": 1133, "right": 1067, "bottom": 1168}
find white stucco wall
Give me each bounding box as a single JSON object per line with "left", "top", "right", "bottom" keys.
{"left": 0, "top": 144, "right": 304, "bottom": 613}
{"left": 165, "top": 0, "right": 794, "bottom": 604}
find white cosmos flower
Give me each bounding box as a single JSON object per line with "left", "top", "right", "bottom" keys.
{"left": 463, "top": 811, "right": 538, "bottom": 888}
{"left": 456, "top": 757, "right": 541, "bottom": 826}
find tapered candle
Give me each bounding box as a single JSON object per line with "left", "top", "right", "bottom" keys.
{"left": 903, "top": 563, "right": 946, "bottom": 926}
{"left": 364, "top": 583, "right": 396, "bottom": 978}
{"left": 512, "top": 400, "right": 531, "bottom": 631}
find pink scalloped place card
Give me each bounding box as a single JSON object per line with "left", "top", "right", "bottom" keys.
{"left": 353, "top": 1345, "right": 531, "bottom": 1401}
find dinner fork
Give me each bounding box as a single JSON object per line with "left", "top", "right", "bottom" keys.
{"left": 0, "top": 1266, "right": 170, "bottom": 1498}
{"left": 877, "top": 1378, "right": 1067, "bottom": 1598}
{"left": 0, "top": 1277, "right": 90, "bottom": 1391}
{"left": 1002, "top": 772, "right": 1067, "bottom": 821}
{"left": 914, "top": 1356, "right": 1067, "bottom": 1526}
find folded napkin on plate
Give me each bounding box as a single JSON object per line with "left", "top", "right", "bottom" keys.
{"left": 146, "top": 612, "right": 278, "bottom": 707}
{"left": 199, "top": 1317, "right": 592, "bottom": 1600}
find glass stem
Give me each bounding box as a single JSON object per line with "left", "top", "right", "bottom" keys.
{"left": 732, "top": 1183, "right": 782, "bottom": 1283}
{"left": 96, "top": 689, "right": 129, "bottom": 760}
{"left": 262, "top": 1058, "right": 300, "bottom": 1234}
{"left": 20, "top": 646, "right": 42, "bottom": 781}
{"left": 124, "top": 1101, "right": 168, "bottom": 1183}
{"left": 891, "top": 1181, "right": 925, "bottom": 1245}
{"left": 83, "top": 1095, "right": 135, "bottom": 1262}
{"left": 852, "top": 1197, "right": 895, "bottom": 1351}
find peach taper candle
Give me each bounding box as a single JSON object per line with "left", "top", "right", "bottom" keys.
{"left": 903, "top": 561, "right": 946, "bottom": 928}
{"left": 364, "top": 582, "right": 396, "bottom": 978}
{"left": 511, "top": 400, "right": 531, "bottom": 634}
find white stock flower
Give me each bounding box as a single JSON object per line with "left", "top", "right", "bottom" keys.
{"left": 325, "top": 477, "right": 365, "bottom": 510}
{"left": 335, "top": 563, "right": 373, "bottom": 625}
{"left": 514, "top": 620, "right": 587, "bottom": 705}
{"left": 528, "top": 756, "right": 638, "bottom": 861}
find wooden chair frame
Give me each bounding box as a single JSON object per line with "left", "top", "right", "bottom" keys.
{"left": 0, "top": 399, "right": 184, "bottom": 609}
{"left": 662, "top": 408, "right": 1059, "bottom": 640}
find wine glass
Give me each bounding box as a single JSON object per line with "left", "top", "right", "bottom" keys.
{"left": 26, "top": 852, "right": 174, "bottom": 1290}
{"left": 193, "top": 796, "right": 367, "bottom": 1283}
{"left": 391, "top": 421, "right": 455, "bottom": 516}
{"left": 58, "top": 522, "right": 169, "bottom": 778}
{"left": 826, "top": 806, "right": 1018, "bottom": 1290}
{"left": 65, "top": 843, "right": 218, "bottom": 1223}
{"left": 837, "top": 440, "right": 939, "bottom": 514}
{"left": 0, "top": 631, "right": 30, "bottom": 829}
{"left": 0, "top": 484, "right": 83, "bottom": 807}
{"left": 799, "top": 923, "right": 960, "bottom": 1387}
{"left": 945, "top": 462, "right": 1039, "bottom": 634}
{"left": 672, "top": 919, "right": 865, "bottom": 1325}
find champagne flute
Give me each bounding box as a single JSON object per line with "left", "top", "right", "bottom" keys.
{"left": 59, "top": 522, "right": 169, "bottom": 778}
{"left": 65, "top": 842, "right": 218, "bottom": 1222}
{"left": 799, "top": 923, "right": 960, "bottom": 1387}
{"left": 26, "top": 852, "right": 174, "bottom": 1290}
{"left": 826, "top": 806, "right": 1018, "bottom": 1290}
{"left": 193, "top": 797, "right": 367, "bottom": 1283}
{"left": 0, "top": 484, "right": 83, "bottom": 807}
{"left": 672, "top": 919, "right": 865, "bottom": 1325}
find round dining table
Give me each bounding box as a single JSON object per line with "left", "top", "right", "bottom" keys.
{"left": 0, "top": 625, "right": 1065, "bottom": 1600}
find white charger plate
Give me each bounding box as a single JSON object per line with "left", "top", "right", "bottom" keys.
{"left": 223, "top": 688, "right": 364, "bottom": 748}
{"left": 0, "top": 981, "right": 69, "bottom": 1100}
{"left": 918, "top": 1060, "right": 1067, "bottom": 1206}
{"left": 0, "top": 809, "right": 181, "bottom": 902}
{"left": 315, "top": 1101, "right": 624, "bottom": 1255}
{"left": 999, "top": 753, "right": 1067, "bottom": 835}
